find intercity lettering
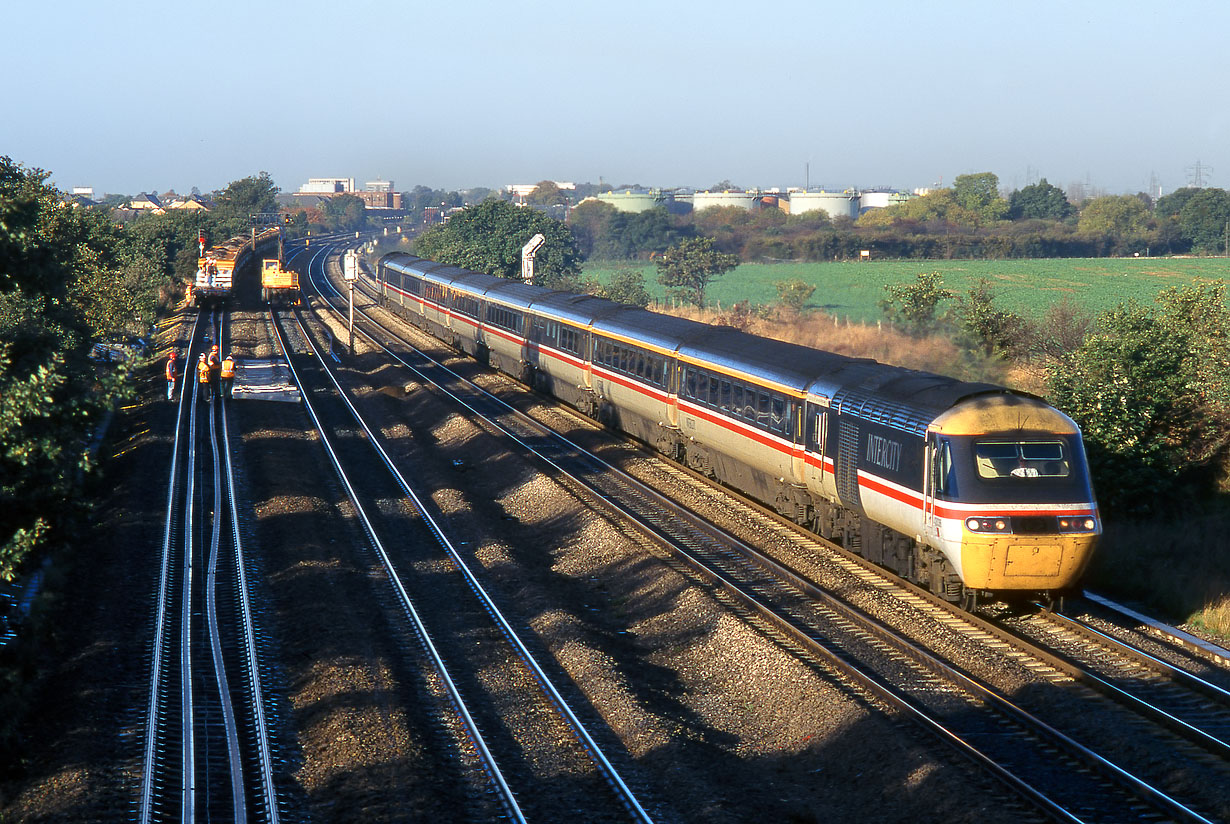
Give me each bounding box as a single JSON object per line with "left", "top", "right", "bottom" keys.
{"left": 865, "top": 433, "right": 902, "bottom": 472}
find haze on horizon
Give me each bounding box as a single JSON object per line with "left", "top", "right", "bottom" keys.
{"left": 6, "top": 0, "right": 1227, "bottom": 199}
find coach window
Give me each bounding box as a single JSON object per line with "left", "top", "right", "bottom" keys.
{"left": 771, "top": 397, "right": 787, "bottom": 433}
{"left": 732, "top": 384, "right": 744, "bottom": 418}
{"left": 719, "top": 379, "right": 732, "bottom": 411}
{"left": 806, "top": 409, "right": 827, "bottom": 453}
{"left": 757, "top": 392, "right": 771, "bottom": 426}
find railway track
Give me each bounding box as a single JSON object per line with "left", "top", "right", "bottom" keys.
{"left": 302, "top": 244, "right": 1230, "bottom": 822}
{"left": 139, "top": 309, "right": 280, "bottom": 824}
{"left": 269, "top": 302, "right": 654, "bottom": 823}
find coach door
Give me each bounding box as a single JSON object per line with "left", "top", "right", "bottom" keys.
{"left": 922, "top": 433, "right": 946, "bottom": 541}
{"left": 803, "top": 402, "right": 827, "bottom": 495}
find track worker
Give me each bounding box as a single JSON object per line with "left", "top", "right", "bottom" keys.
{"left": 220, "top": 352, "right": 235, "bottom": 399}
{"left": 197, "top": 353, "right": 212, "bottom": 401}
{"left": 165, "top": 351, "right": 179, "bottom": 400}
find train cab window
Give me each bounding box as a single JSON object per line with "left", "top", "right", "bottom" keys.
{"left": 974, "top": 441, "right": 1070, "bottom": 479}
{"left": 932, "top": 439, "right": 955, "bottom": 496}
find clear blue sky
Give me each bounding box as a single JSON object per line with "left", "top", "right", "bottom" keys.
{"left": 6, "top": 0, "right": 1227, "bottom": 198}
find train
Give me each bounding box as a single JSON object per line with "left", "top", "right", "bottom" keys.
{"left": 194, "top": 228, "right": 281, "bottom": 306}
{"left": 370, "top": 251, "right": 1101, "bottom": 607}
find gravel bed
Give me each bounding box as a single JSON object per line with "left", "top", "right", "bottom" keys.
{"left": 312, "top": 295, "right": 1033, "bottom": 823}
{"left": 0, "top": 283, "right": 1043, "bottom": 823}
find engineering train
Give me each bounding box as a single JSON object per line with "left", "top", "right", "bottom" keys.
{"left": 370, "top": 251, "right": 1100, "bottom": 607}
{"left": 194, "top": 228, "right": 281, "bottom": 306}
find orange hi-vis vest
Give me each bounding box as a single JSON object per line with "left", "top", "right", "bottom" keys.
{"left": 166, "top": 358, "right": 177, "bottom": 381}
{"left": 220, "top": 357, "right": 235, "bottom": 379}
{"left": 198, "top": 359, "right": 211, "bottom": 383}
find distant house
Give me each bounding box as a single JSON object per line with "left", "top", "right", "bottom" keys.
{"left": 168, "top": 196, "right": 212, "bottom": 212}
{"left": 130, "top": 192, "right": 164, "bottom": 214}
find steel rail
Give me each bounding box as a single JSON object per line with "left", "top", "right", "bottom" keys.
{"left": 140, "top": 310, "right": 200, "bottom": 824}
{"left": 221, "top": 381, "right": 281, "bottom": 823}
{"left": 179, "top": 311, "right": 212, "bottom": 823}
{"left": 305, "top": 256, "right": 1215, "bottom": 824}
{"left": 204, "top": 309, "right": 247, "bottom": 822}
{"left": 286, "top": 299, "right": 654, "bottom": 824}
{"left": 269, "top": 307, "right": 529, "bottom": 824}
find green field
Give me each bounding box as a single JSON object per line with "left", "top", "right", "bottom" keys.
{"left": 583, "top": 258, "right": 1230, "bottom": 324}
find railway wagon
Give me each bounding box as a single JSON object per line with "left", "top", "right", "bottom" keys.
{"left": 194, "top": 228, "right": 280, "bottom": 306}
{"left": 372, "top": 252, "right": 1100, "bottom": 606}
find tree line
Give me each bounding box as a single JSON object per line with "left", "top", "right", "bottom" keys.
{"left": 0, "top": 163, "right": 296, "bottom": 582}
{"left": 879, "top": 271, "right": 1230, "bottom": 516}
{"left": 566, "top": 174, "right": 1230, "bottom": 263}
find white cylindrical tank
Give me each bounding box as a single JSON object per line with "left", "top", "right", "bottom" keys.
{"left": 692, "top": 191, "right": 758, "bottom": 211}
{"left": 858, "top": 190, "right": 913, "bottom": 213}
{"left": 596, "top": 190, "right": 663, "bottom": 213}
{"left": 787, "top": 191, "right": 859, "bottom": 219}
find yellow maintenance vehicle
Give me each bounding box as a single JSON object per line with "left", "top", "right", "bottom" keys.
{"left": 261, "top": 258, "right": 300, "bottom": 305}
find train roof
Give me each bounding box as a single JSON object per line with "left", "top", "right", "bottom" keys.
{"left": 681, "top": 326, "right": 870, "bottom": 395}
{"left": 593, "top": 308, "right": 711, "bottom": 355}
{"left": 480, "top": 278, "right": 550, "bottom": 310}
{"left": 530, "top": 291, "right": 630, "bottom": 327}
{"left": 378, "top": 252, "right": 1031, "bottom": 428}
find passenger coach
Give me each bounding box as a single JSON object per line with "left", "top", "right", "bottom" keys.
{"left": 373, "top": 251, "right": 1100, "bottom": 606}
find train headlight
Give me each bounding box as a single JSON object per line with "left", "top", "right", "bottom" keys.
{"left": 1058, "top": 516, "right": 1098, "bottom": 534}
{"left": 965, "top": 517, "right": 1013, "bottom": 533}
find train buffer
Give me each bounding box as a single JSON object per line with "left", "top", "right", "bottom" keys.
{"left": 231, "top": 357, "right": 300, "bottom": 403}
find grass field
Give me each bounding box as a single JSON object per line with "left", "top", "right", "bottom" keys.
{"left": 584, "top": 257, "right": 1230, "bottom": 322}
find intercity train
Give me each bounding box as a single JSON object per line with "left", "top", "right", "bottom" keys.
{"left": 371, "top": 251, "right": 1100, "bottom": 606}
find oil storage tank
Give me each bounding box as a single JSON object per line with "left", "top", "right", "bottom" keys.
{"left": 596, "top": 189, "right": 664, "bottom": 213}
{"left": 691, "top": 191, "right": 758, "bottom": 211}
{"left": 787, "top": 190, "right": 859, "bottom": 220}
{"left": 858, "top": 189, "right": 913, "bottom": 213}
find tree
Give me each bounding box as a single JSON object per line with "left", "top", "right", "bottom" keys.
{"left": 0, "top": 157, "right": 140, "bottom": 580}
{"left": 413, "top": 199, "right": 581, "bottom": 287}
{"left": 957, "top": 278, "right": 1027, "bottom": 356}
{"left": 322, "top": 194, "right": 367, "bottom": 232}
{"left": 1008, "top": 178, "right": 1073, "bottom": 220}
{"left": 858, "top": 188, "right": 956, "bottom": 228}
{"left": 596, "top": 208, "right": 685, "bottom": 260}
{"left": 879, "top": 271, "right": 954, "bottom": 334}
{"left": 1154, "top": 187, "right": 1204, "bottom": 217}
{"left": 212, "top": 171, "right": 279, "bottom": 221}
{"left": 952, "top": 172, "right": 1009, "bottom": 225}
{"left": 526, "top": 180, "right": 564, "bottom": 207}
{"left": 1177, "top": 188, "right": 1230, "bottom": 253}
{"left": 1076, "top": 195, "right": 1150, "bottom": 239}
{"left": 774, "top": 279, "right": 816, "bottom": 312}
{"left": 600, "top": 268, "right": 652, "bottom": 307}
{"left": 1047, "top": 281, "right": 1230, "bottom": 514}
{"left": 655, "top": 236, "right": 738, "bottom": 308}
